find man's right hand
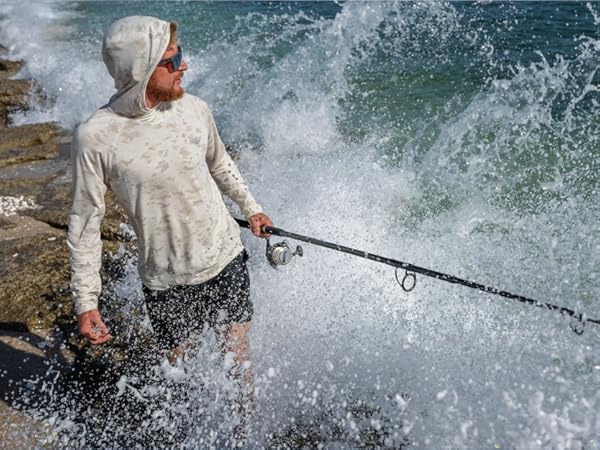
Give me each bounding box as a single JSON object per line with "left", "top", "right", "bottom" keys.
{"left": 78, "top": 309, "right": 112, "bottom": 345}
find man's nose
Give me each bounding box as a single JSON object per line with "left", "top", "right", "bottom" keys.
{"left": 179, "top": 58, "right": 188, "bottom": 71}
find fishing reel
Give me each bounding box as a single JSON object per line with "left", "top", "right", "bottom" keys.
{"left": 265, "top": 238, "right": 303, "bottom": 269}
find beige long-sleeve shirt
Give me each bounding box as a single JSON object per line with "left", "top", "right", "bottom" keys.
{"left": 67, "top": 94, "right": 263, "bottom": 315}
{"left": 68, "top": 16, "right": 263, "bottom": 315}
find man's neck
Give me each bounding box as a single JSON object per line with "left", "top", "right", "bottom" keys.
{"left": 145, "top": 94, "right": 157, "bottom": 109}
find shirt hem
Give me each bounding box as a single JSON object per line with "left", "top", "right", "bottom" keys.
{"left": 139, "top": 242, "right": 244, "bottom": 291}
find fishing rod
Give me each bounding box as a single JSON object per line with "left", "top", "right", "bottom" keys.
{"left": 235, "top": 218, "right": 600, "bottom": 335}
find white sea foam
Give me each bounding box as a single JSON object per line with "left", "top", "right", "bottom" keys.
{"left": 0, "top": 195, "right": 39, "bottom": 216}
{"left": 0, "top": 0, "right": 112, "bottom": 128}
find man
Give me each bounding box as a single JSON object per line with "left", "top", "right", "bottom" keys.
{"left": 67, "top": 15, "right": 271, "bottom": 382}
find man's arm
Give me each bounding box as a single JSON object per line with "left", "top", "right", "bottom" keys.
{"left": 67, "top": 128, "right": 112, "bottom": 344}
{"left": 204, "top": 107, "right": 272, "bottom": 236}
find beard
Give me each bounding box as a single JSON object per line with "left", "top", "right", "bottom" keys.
{"left": 147, "top": 80, "right": 184, "bottom": 104}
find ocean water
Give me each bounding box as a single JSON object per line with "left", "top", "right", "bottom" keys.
{"left": 1, "top": 1, "right": 599, "bottom": 447}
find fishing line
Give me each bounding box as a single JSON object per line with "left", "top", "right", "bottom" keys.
{"left": 236, "top": 218, "right": 599, "bottom": 335}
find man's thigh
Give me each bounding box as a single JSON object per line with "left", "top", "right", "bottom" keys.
{"left": 143, "top": 284, "right": 207, "bottom": 349}
{"left": 204, "top": 251, "right": 253, "bottom": 327}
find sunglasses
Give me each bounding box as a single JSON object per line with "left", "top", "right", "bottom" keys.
{"left": 157, "top": 46, "right": 183, "bottom": 71}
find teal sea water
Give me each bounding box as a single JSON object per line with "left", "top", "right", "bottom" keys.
{"left": 1, "top": 1, "right": 599, "bottom": 447}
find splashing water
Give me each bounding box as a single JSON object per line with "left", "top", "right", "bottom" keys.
{"left": 1, "top": 1, "right": 599, "bottom": 447}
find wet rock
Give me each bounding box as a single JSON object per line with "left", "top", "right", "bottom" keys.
{"left": 0, "top": 122, "right": 62, "bottom": 152}
{"left": 35, "top": 185, "right": 128, "bottom": 240}
{"left": 0, "top": 119, "right": 127, "bottom": 240}
{"left": 0, "top": 232, "right": 72, "bottom": 331}
{"left": 0, "top": 229, "right": 123, "bottom": 332}
{"left": 0, "top": 214, "right": 59, "bottom": 242}
{"left": 0, "top": 56, "right": 28, "bottom": 128}
{"left": 0, "top": 57, "right": 56, "bottom": 128}
{"left": 0, "top": 59, "right": 23, "bottom": 79}
{"left": 3, "top": 180, "right": 127, "bottom": 239}
{"left": 0, "top": 215, "right": 17, "bottom": 230}
{"left": 0, "top": 122, "right": 64, "bottom": 170}
{"left": 22, "top": 180, "right": 72, "bottom": 230}
{"left": 0, "top": 158, "right": 70, "bottom": 183}
{"left": 0, "top": 142, "right": 61, "bottom": 169}
{"left": 0, "top": 78, "right": 29, "bottom": 127}
{"left": 0, "top": 78, "right": 29, "bottom": 107}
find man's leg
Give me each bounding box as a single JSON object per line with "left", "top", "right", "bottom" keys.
{"left": 209, "top": 251, "right": 254, "bottom": 396}
{"left": 167, "top": 341, "right": 190, "bottom": 366}
{"left": 218, "top": 321, "right": 255, "bottom": 425}
{"left": 223, "top": 322, "right": 253, "bottom": 386}
{"left": 143, "top": 285, "right": 195, "bottom": 366}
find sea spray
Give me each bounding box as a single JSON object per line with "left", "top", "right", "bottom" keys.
{"left": 1, "top": 1, "right": 598, "bottom": 447}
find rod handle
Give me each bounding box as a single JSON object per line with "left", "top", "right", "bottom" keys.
{"left": 234, "top": 217, "right": 277, "bottom": 235}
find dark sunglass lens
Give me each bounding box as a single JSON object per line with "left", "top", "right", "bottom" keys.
{"left": 172, "top": 52, "right": 181, "bottom": 71}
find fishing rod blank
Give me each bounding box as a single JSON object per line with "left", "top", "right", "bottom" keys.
{"left": 236, "top": 218, "right": 599, "bottom": 335}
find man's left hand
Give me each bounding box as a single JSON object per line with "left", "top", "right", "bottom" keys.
{"left": 249, "top": 213, "right": 273, "bottom": 238}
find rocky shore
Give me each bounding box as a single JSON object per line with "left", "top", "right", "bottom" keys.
{"left": 0, "top": 44, "right": 131, "bottom": 445}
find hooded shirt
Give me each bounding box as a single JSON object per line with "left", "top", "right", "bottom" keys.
{"left": 67, "top": 16, "right": 263, "bottom": 315}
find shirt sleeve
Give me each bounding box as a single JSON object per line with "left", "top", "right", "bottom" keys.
{"left": 204, "top": 105, "right": 263, "bottom": 219}
{"left": 67, "top": 126, "right": 108, "bottom": 315}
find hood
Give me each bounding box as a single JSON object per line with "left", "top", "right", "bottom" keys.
{"left": 102, "top": 16, "right": 171, "bottom": 118}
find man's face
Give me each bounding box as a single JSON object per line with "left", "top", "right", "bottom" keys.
{"left": 146, "top": 43, "right": 188, "bottom": 106}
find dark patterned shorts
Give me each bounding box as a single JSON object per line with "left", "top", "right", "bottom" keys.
{"left": 142, "top": 251, "right": 252, "bottom": 349}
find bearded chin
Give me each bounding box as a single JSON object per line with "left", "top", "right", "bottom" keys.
{"left": 149, "top": 84, "right": 184, "bottom": 103}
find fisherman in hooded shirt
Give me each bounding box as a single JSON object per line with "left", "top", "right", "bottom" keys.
{"left": 67, "top": 15, "right": 272, "bottom": 419}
